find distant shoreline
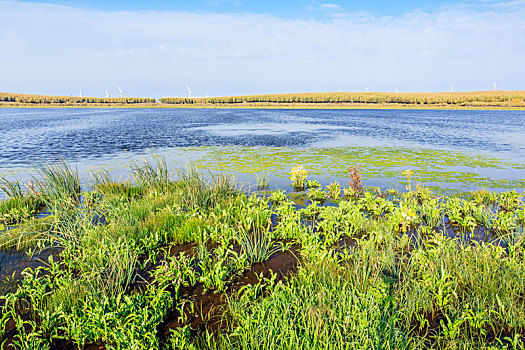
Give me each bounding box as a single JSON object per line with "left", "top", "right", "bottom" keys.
{"left": 2, "top": 90, "right": 524, "bottom": 110}
{"left": 0, "top": 102, "right": 523, "bottom": 110}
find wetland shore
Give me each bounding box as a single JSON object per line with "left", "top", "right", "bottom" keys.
{"left": 1, "top": 158, "right": 525, "bottom": 349}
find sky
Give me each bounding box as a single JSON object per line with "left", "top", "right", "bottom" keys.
{"left": 0, "top": 0, "right": 524, "bottom": 98}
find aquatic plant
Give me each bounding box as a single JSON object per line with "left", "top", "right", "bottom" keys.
{"left": 326, "top": 181, "right": 341, "bottom": 200}
{"left": 306, "top": 180, "right": 321, "bottom": 189}
{"left": 254, "top": 171, "right": 271, "bottom": 190}
{"left": 402, "top": 169, "right": 414, "bottom": 193}
{"left": 307, "top": 187, "right": 327, "bottom": 202}
{"left": 492, "top": 211, "right": 518, "bottom": 235}
{"left": 2, "top": 163, "right": 525, "bottom": 349}
{"left": 343, "top": 187, "right": 357, "bottom": 197}
{"left": 392, "top": 201, "right": 420, "bottom": 233}
{"left": 176, "top": 165, "right": 237, "bottom": 211}
{"left": 289, "top": 165, "right": 308, "bottom": 190}
{"left": 151, "top": 252, "right": 196, "bottom": 299}
{"left": 348, "top": 166, "right": 362, "bottom": 195}
{"left": 420, "top": 198, "right": 443, "bottom": 228}
{"left": 196, "top": 242, "right": 248, "bottom": 292}
{"left": 0, "top": 195, "right": 45, "bottom": 226}
{"left": 498, "top": 190, "right": 523, "bottom": 212}
{"left": 269, "top": 190, "right": 288, "bottom": 206}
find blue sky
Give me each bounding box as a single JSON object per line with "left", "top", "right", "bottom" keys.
{"left": 18, "top": 0, "right": 461, "bottom": 17}
{"left": 0, "top": 0, "right": 524, "bottom": 97}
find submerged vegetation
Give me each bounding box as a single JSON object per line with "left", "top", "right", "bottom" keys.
{"left": 159, "top": 90, "right": 525, "bottom": 108}
{"left": 164, "top": 146, "right": 525, "bottom": 193}
{"left": 1, "top": 158, "right": 525, "bottom": 349}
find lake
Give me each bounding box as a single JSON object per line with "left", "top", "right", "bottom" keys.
{"left": 1, "top": 108, "right": 524, "bottom": 193}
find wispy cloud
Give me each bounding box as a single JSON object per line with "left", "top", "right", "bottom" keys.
{"left": 320, "top": 3, "right": 340, "bottom": 10}
{"left": 0, "top": 0, "right": 523, "bottom": 97}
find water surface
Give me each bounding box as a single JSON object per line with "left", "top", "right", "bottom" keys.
{"left": 0, "top": 108, "right": 524, "bottom": 192}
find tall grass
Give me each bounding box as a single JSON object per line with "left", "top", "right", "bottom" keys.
{"left": 0, "top": 177, "right": 24, "bottom": 198}
{"left": 218, "top": 256, "right": 410, "bottom": 349}
{"left": 131, "top": 157, "right": 170, "bottom": 190}
{"left": 176, "top": 165, "right": 237, "bottom": 211}
{"left": 36, "top": 158, "right": 81, "bottom": 210}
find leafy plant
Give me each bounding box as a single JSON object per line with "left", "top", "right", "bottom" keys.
{"left": 269, "top": 190, "right": 288, "bottom": 206}
{"left": 326, "top": 182, "right": 341, "bottom": 200}
{"left": 306, "top": 180, "right": 321, "bottom": 189}
{"left": 150, "top": 252, "right": 196, "bottom": 299}
{"left": 289, "top": 165, "right": 308, "bottom": 190}
{"left": 307, "top": 187, "right": 327, "bottom": 202}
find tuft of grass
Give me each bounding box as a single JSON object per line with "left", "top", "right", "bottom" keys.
{"left": 131, "top": 156, "right": 170, "bottom": 190}
{"left": 36, "top": 157, "right": 81, "bottom": 211}
{"left": 254, "top": 171, "right": 270, "bottom": 190}
{"left": 237, "top": 222, "right": 280, "bottom": 263}
{"left": 176, "top": 164, "right": 237, "bottom": 211}
{"left": 0, "top": 177, "right": 25, "bottom": 198}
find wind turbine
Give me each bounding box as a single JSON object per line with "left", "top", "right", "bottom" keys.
{"left": 79, "top": 89, "right": 82, "bottom": 97}
{"left": 105, "top": 89, "right": 109, "bottom": 98}
{"left": 451, "top": 84, "right": 454, "bottom": 93}
{"left": 117, "top": 85, "right": 126, "bottom": 98}
{"left": 186, "top": 83, "right": 192, "bottom": 98}
{"left": 493, "top": 82, "right": 497, "bottom": 91}
{"left": 365, "top": 87, "right": 369, "bottom": 93}
{"left": 395, "top": 88, "right": 399, "bottom": 93}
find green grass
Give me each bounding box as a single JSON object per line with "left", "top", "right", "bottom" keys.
{"left": 1, "top": 159, "right": 524, "bottom": 349}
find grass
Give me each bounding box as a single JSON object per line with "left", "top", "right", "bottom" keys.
{"left": 0, "top": 159, "right": 524, "bottom": 349}
{"left": 36, "top": 157, "right": 81, "bottom": 210}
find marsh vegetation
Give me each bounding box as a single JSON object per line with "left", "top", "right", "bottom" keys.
{"left": 1, "top": 159, "right": 525, "bottom": 349}
{"left": 0, "top": 93, "right": 155, "bottom": 106}
{"left": 159, "top": 91, "right": 525, "bottom": 108}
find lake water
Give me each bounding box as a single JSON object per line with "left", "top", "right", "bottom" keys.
{"left": 1, "top": 108, "right": 524, "bottom": 192}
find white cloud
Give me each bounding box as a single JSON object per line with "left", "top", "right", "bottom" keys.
{"left": 0, "top": 0, "right": 523, "bottom": 97}
{"left": 320, "top": 3, "right": 340, "bottom": 10}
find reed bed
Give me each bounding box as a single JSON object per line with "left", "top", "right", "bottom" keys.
{"left": 160, "top": 90, "right": 525, "bottom": 107}
{"left": 0, "top": 92, "right": 155, "bottom": 104}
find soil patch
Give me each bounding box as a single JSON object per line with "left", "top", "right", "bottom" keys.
{"left": 157, "top": 245, "right": 300, "bottom": 343}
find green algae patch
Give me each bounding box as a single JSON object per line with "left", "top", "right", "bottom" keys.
{"left": 163, "top": 146, "right": 524, "bottom": 192}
